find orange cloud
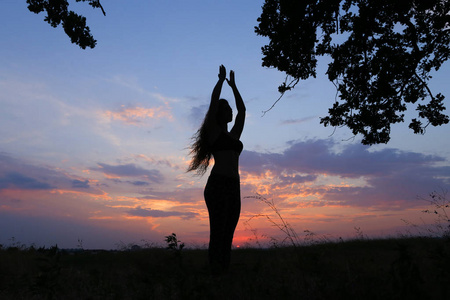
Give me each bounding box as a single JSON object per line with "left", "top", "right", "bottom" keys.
{"left": 104, "top": 105, "right": 172, "bottom": 125}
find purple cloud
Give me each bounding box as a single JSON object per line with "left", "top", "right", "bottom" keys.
{"left": 241, "top": 139, "right": 446, "bottom": 179}
{"left": 93, "top": 163, "right": 163, "bottom": 183}
{"left": 0, "top": 172, "right": 54, "bottom": 190}
{"left": 0, "top": 152, "right": 102, "bottom": 194}
{"left": 127, "top": 207, "right": 198, "bottom": 219}
{"left": 280, "top": 116, "right": 317, "bottom": 125}
{"left": 129, "top": 180, "right": 150, "bottom": 186}
{"left": 240, "top": 139, "right": 450, "bottom": 209}
{"left": 279, "top": 174, "right": 317, "bottom": 184}
{"left": 72, "top": 179, "right": 90, "bottom": 189}
{"left": 188, "top": 104, "right": 208, "bottom": 128}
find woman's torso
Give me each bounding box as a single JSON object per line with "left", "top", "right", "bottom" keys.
{"left": 210, "top": 131, "right": 243, "bottom": 179}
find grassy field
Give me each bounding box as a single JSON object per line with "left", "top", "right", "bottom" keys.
{"left": 1, "top": 236, "right": 449, "bottom": 299}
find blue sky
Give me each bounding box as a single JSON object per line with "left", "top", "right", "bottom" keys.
{"left": 1, "top": 0, "right": 449, "bottom": 249}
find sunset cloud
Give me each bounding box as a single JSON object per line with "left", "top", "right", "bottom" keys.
{"left": 72, "top": 179, "right": 90, "bottom": 189}
{"left": 126, "top": 206, "right": 198, "bottom": 219}
{"left": 240, "top": 139, "right": 450, "bottom": 209}
{"left": 0, "top": 172, "right": 54, "bottom": 190}
{"left": 0, "top": 153, "right": 104, "bottom": 196}
{"left": 242, "top": 139, "right": 444, "bottom": 179}
{"left": 134, "top": 154, "right": 181, "bottom": 170}
{"left": 92, "top": 163, "right": 163, "bottom": 183}
{"left": 104, "top": 105, "right": 172, "bottom": 125}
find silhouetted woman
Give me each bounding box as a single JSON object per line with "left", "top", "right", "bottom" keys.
{"left": 188, "top": 65, "right": 245, "bottom": 275}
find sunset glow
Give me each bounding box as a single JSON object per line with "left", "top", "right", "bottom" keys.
{"left": 1, "top": 1, "right": 449, "bottom": 249}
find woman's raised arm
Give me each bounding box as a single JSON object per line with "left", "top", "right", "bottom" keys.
{"left": 227, "top": 70, "right": 246, "bottom": 138}
{"left": 207, "top": 65, "right": 226, "bottom": 124}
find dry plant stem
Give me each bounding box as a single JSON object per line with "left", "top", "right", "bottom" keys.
{"left": 245, "top": 194, "right": 300, "bottom": 247}
{"left": 420, "top": 189, "right": 450, "bottom": 237}
{"left": 403, "top": 189, "right": 450, "bottom": 238}
{"left": 243, "top": 219, "right": 263, "bottom": 248}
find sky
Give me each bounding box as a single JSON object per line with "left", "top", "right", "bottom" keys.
{"left": 1, "top": 0, "right": 449, "bottom": 249}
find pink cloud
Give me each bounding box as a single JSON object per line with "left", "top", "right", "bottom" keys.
{"left": 104, "top": 105, "right": 172, "bottom": 125}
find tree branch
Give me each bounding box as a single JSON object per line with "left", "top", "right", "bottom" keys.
{"left": 262, "top": 76, "right": 300, "bottom": 116}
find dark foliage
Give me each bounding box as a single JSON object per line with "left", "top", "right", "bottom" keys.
{"left": 256, "top": 0, "right": 450, "bottom": 144}
{"left": 26, "top": 0, "right": 105, "bottom": 49}
{"left": 165, "top": 233, "right": 185, "bottom": 251}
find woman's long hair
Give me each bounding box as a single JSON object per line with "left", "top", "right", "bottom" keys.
{"left": 187, "top": 113, "right": 212, "bottom": 176}
{"left": 187, "top": 99, "right": 227, "bottom": 176}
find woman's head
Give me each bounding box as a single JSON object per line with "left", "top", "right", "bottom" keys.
{"left": 217, "top": 99, "right": 233, "bottom": 124}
